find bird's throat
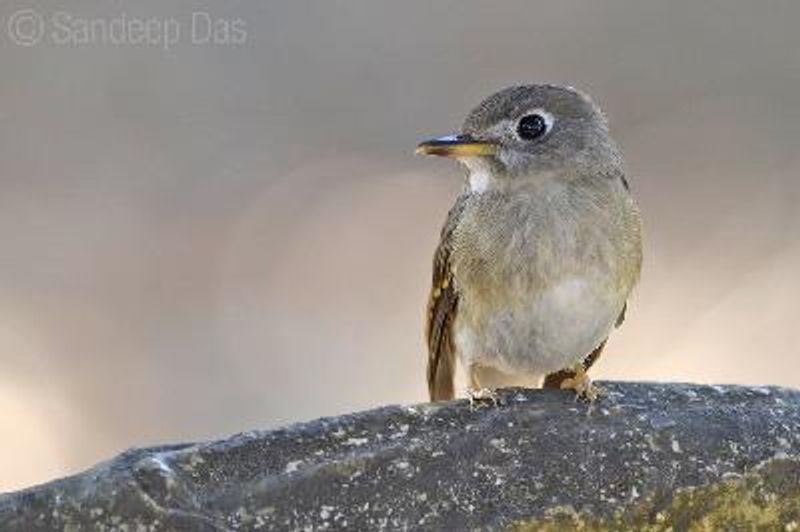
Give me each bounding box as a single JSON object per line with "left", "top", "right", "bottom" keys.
{"left": 459, "top": 157, "right": 496, "bottom": 193}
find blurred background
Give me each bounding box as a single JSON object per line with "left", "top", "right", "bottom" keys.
{"left": 2, "top": 0, "right": 800, "bottom": 492}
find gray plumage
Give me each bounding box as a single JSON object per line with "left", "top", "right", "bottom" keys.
{"left": 420, "top": 84, "right": 642, "bottom": 401}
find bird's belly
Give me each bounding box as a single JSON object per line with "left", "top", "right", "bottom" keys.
{"left": 454, "top": 275, "right": 622, "bottom": 375}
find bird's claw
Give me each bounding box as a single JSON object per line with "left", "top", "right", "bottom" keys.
{"left": 467, "top": 387, "right": 500, "bottom": 409}
{"left": 560, "top": 365, "right": 605, "bottom": 402}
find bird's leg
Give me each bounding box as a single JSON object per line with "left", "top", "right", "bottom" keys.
{"left": 467, "top": 364, "right": 499, "bottom": 408}
{"left": 543, "top": 341, "right": 606, "bottom": 389}
{"left": 559, "top": 364, "right": 606, "bottom": 402}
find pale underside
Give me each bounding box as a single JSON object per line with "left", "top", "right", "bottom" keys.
{"left": 453, "top": 274, "right": 626, "bottom": 388}
{"left": 447, "top": 167, "right": 641, "bottom": 392}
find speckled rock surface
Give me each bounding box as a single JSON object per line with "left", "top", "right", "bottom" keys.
{"left": 3, "top": 382, "right": 800, "bottom": 530}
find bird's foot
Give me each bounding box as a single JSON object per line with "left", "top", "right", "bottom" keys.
{"left": 559, "top": 365, "right": 605, "bottom": 402}
{"left": 467, "top": 387, "right": 500, "bottom": 409}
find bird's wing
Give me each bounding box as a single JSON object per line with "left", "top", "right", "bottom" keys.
{"left": 425, "top": 196, "right": 467, "bottom": 401}
{"left": 615, "top": 302, "right": 627, "bottom": 328}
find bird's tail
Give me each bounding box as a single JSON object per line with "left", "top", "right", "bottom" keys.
{"left": 428, "top": 345, "right": 455, "bottom": 401}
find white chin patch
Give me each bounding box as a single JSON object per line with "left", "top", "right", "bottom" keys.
{"left": 459, "top": 157, "right": 494, "bottom": 193}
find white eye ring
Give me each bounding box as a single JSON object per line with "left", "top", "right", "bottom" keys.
{"left": 515, "top": 108, "right": 555, "bottom": 141}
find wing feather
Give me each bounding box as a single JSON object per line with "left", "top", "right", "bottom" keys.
{"left": 425, "top": 196, "right": 467, "bottom": 401}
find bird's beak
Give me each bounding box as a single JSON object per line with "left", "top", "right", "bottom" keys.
{"left": 415, "top": 134, "right": 498, "bottom": 157}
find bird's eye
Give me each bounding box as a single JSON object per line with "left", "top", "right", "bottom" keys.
{"left": 517, "top": 114, "right": 549, "bottom": 141}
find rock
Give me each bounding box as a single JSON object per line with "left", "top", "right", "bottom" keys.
{"left": 3, "top": 382, "right": 800, "bottom": 530}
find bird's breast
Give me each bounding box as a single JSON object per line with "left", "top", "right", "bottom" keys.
{"left": 450, "top": 179, "right": 640, "bottom": 298}
{"left": 449, "top": 178, "right": 641, "bottom": 374}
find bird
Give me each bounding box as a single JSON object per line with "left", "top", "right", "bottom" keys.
{"left": 416, "top": 84, "right": 642, "bottom": 403}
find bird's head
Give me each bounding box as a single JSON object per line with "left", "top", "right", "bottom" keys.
{"left": 416, "top": 84, "right": 621, "bottom": 191}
